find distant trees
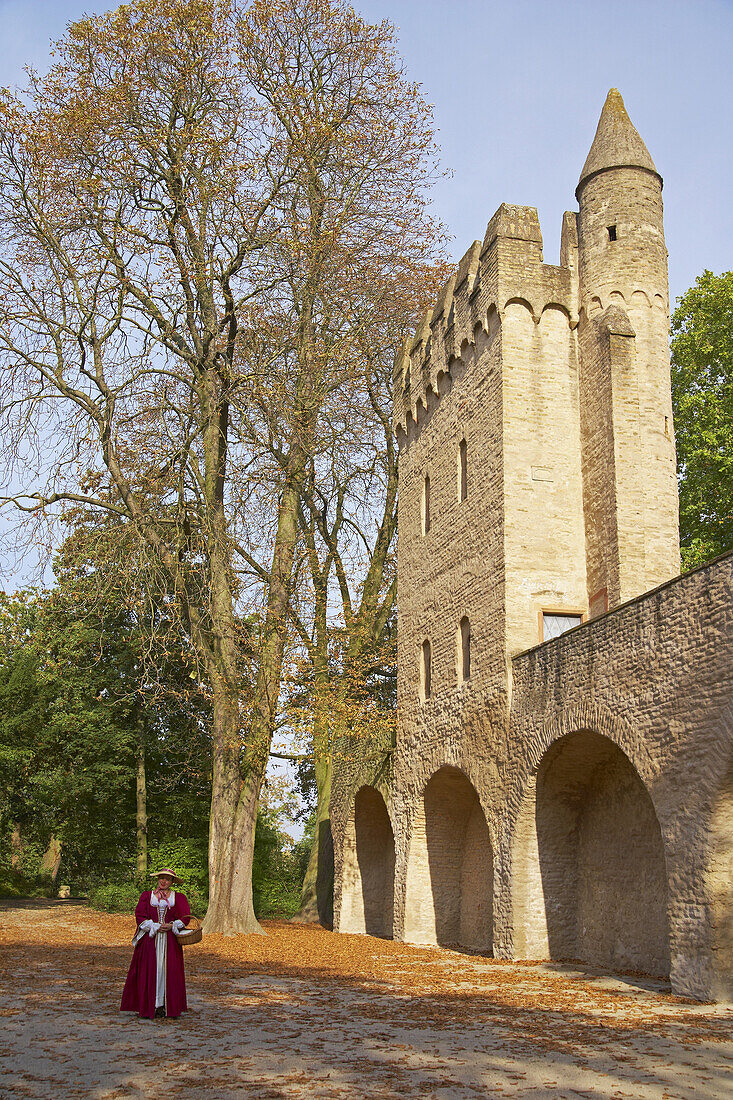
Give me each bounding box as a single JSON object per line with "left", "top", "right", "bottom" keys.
{"left": 671, "top": 270, "right": 733, "bottom": 570}
{"left": 0, "top": 0, "right": 445, "bottom": 931}
{"left": 0, "top": 531, "right": 212, "bottom": 894}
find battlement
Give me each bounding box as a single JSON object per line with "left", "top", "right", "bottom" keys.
{"left": 394, "top": 204, "right": 578, "bottom": 447}
{"left": 332, "top": 90, "right": 725, "bottom": 1007}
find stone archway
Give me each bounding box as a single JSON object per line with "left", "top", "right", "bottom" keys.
{"left": 512, "top": 730, "right": 670, "bottom": 976}
{"left": 707, "top": 757, "right": 733, "bottom": 1000}
{"left": 404, "top": 766, "right": 493, "bottom": 951}
{"left": 338, "top": 786, "right": 395, "bottom": 937}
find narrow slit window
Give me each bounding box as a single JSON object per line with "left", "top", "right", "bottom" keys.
{"left": 422, "top": 474, "right": 431, "bottom": 534}
{"left": 607, "top": 224, "right": 617, "bottom": 242}
{"left": 421, "top": 639, "right": 432, "bottom": 700}
{"left": 459, "top": 616, "right": 471, "bottom": 682}
{"left": 458, "top": 438, "right": 468, "bottom": 502}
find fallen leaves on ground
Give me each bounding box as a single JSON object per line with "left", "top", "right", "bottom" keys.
{"left": 0, "top": 902, "right": 731, "bottom": 1099}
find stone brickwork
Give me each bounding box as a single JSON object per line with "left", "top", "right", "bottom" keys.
{"left": 331, "top": 90, "right": 733, "bottom": 1001}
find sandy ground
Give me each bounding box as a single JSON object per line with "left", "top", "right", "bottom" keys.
{"left": 0, "top": 901, "right": 731, "bottom": 1099}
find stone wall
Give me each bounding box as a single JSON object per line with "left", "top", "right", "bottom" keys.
{"left": 338, "top": 786, "right": 395, "bottom": 938}
{"left": 331, "top": 91, "right": 732, "bottom": 1002}
{"left": 330, "top": 727, "right": 394, "bottom": 937}
{"left": 506, "top": 552, "right": 733, "bottom": 999}
{"left": 502, "top": 298, "right": 587, "bottom": 656}
{"left": 335, "top": 552, "right": 733, "bottom": 999}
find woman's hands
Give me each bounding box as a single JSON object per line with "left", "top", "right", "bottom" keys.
{"left": 158, "top": 922, "right": 174, "bottom": 932}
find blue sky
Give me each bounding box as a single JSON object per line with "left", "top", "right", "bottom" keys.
{"left": 1, "top": 0, "right": 731, "bottom": 303}
{"left": 0, "top": 0, "right": 731, "bottom": 591}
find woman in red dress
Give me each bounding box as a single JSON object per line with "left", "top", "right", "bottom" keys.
{"left": 121, "top": 869, "right": 191, "bottom": 1019}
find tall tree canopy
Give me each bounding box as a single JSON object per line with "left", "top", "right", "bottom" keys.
{"left": 0, "top": 536, "right": 212, "bottom": 892}
{"left": 671, "top": 270, "right": 733, "bottom": 570}
{"left": 0, "top": 0, "right": 444, "bottom": 932}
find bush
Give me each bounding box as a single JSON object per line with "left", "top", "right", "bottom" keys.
{"left": 88, "top": 876, "right": 208, "bottom": 917}
{"left": 0, "top": 853, "right": 57, "bottom": 898}
{"left": 253, "top": 876, "right": 301, "bottom": 919}
{"left": 86, "top": 838, "right": 209, "bottom": 917}
{"left": 85, "top": 822, "right": 304, "bottom": 920}
{"left": 87, "top": 880, "right": 141, "bottom": 913}
{"left": 147, "top": 838, "right": 208, "bottom": 894}
{"left": 0, "top": 873, "right": 23, "bottom": 898}
{"left": 253, "top": 811, "right": 302, "bottom": 919}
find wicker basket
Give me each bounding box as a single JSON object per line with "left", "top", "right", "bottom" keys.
{"left": 174, "top": 915, "right": 203, "bottom": 945}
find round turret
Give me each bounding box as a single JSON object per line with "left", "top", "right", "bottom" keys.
{"left": 575, "top": 89, "right": 679, "bottom": 607}
{"left": 576, "top": 89, "right": 667, "bottom": 314}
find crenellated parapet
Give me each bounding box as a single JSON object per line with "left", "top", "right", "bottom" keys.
{"left": 394, "top": 204, "right": 579, "bottom": 449}
{"left": 333, "top": 89, "right": 733, "bottom": 1008}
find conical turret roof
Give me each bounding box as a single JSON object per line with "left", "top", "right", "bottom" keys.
{"left": 577, "top": 89, "right": 660, "bottom": 195}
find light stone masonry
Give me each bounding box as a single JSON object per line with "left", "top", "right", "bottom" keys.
{"left": 330, "top": 90, "right": 733, "bottom": 1002}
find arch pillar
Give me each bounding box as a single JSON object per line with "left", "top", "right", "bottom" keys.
{"left": 706, "top": 758, "right": 733, "bottom": 999}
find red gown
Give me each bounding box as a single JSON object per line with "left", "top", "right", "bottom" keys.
{"left": 121, "top": 891, "right": 191, "bottom": 1019}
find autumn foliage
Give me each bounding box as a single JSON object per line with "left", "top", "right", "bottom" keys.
{"left": 0, "top": 0, "right": 446, "bottom": 932}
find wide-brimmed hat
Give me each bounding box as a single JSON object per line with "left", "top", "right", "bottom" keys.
{"left": 150, "top": 868, "right": 181, "bottom": 883}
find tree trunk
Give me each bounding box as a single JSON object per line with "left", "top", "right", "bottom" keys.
{"left": 292, "top": 528, "right": 334, "bottom": 925}
{"left": 294, "top": 406, "right": 398, "bottom": 923}
{"left": 203, "top": 683, "right": 265, "bottom": 935}
{"left": 39, "top": 835, "right": 62, "bottom": 881}
{"left": 10, "top": 823, "right": 23, "bottom": 870}
{"left": 296, "top": 746, "right": 333, "bottom": 926}
{"left": 202, "top": 456, "right": 306, "bottom": 934}
{"left": 135, "top": 719, "right": 148, "bottom": 878}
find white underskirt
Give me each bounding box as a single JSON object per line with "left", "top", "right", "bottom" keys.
{"left": 155, "top": 924, "right": 167, "bottom": 1008}
{"left": 152, "top": 893, "right": 173, "bottom": 1009}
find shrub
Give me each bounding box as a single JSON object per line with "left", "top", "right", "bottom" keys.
{"left": 87, "top": 880, "right": 141, "bottom": 913}
{"left": 252, "top": 811, "right": 302, "bottom": 919}
{"left": 146, "top": 838, "right": 208, "bottom": 897}
{"left": 86, "top": 838, "right": 209, "bottom": 917}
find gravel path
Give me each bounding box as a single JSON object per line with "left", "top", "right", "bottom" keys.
{"left": 0, "top": 902, "right": 731, "bottom": 1098}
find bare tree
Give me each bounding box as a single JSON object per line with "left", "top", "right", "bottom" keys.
{"left": 0, "top": 0, "right": 442, "bottom": 933}
{"left": 286, "top": 261, "right": 447, "bottom": 923}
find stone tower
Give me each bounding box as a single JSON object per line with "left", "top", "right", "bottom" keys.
{"left": 391, "top": 88, "right": 680, "bottom": 706}
{"left": 333, "top": 91, "right": 733, "bottom": 1003}
{"left": 575, "top": 88, "right": 679, "bottom": 614}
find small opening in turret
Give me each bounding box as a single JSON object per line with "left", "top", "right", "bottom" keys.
{"left": 422, "top": 474, "right": 431, "bottom": 535}
{"left": 421, "top": 639, "right": 432, "bottom": 701}
{"left": 607, "top": 224, "right": 617, "bottom": 242}
{"left": 458, "top": 438, "right": 468, "bottom": 502}
{"left": 458, "top": 616, "right": 471, "bottom": 683}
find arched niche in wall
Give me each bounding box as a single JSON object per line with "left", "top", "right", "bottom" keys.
{"left": 404, "top": 766, "right": 493, "bottom": 951}
{"left": 511, "top": 730, "right": 670, "bottom": 977}
{"left": 338, "top": 786, "right": 395, "bottom": 938}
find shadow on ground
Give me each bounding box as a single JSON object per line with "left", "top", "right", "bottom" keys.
{"left": 0, "top": 912, "right": 730, "bottom": 1099}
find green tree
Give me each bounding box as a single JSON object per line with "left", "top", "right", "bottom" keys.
{"left": 51, "top": 520, "right": 214, "bottom": 875}
{"left": 671, "top": 270, "right": 733, "bottom": 570}
{"left": 0, "top": 589, "right": 136, "bottom": 887}
{"left": 0, "top": 535, "right": 215, "bottom": 892}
